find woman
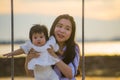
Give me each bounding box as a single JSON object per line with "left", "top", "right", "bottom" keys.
{"left": 26, "top": 14, "right": 80, "bottom": 80}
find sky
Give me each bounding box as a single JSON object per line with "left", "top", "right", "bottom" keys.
{"left": 0, "top": 0, "right": 120, "bottom": 41}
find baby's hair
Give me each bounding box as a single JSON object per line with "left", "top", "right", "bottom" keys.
{"left": 29, "top": 24, "right": 49, "bottom": 42}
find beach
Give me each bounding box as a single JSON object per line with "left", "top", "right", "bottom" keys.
{"left": 0, "top": 41, "right": 120, "bottom": 79}
{"left": 1, "top": 76, "right": 120, "bottom": 80}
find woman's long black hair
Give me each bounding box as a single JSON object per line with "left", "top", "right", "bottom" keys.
{"left": 50, "top": 14, "right": 76, "bottom": 64}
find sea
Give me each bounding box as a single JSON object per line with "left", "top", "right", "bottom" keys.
{"left": 0, "top": 41, "right": 120, "bottom": 57}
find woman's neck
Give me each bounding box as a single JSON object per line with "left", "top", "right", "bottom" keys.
{"left": 58, "top": 42, "right": 65, "bottom": 55}
{"left": 58, "top": 42, "right": 65, "bottom": 48}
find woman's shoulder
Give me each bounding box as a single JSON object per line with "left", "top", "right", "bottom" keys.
{"left": 75, "top": 43, "right": 80, "bottom": 50}
{"left": 75, "top": 43, "right": 80, "bottom": 56}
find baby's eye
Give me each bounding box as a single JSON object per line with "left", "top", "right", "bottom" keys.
{"left": 34, "top": 37, "right": 37, "bottom": 39}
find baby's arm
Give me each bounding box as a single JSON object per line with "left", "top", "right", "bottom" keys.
{"left": 48, "top": 36, "right": 59, "bottom": 52}
{"left": 3, "top": 48, "right": 24, "bottom": 57}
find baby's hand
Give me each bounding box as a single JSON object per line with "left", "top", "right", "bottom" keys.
{"left": 47, "top": 45, "right": 54, "bottom": 54}
{"left": 47, "top": 45, "right": 58, "bottom": 58}
{"left": 3, "top": 53, "right": 13, "bottom": 58}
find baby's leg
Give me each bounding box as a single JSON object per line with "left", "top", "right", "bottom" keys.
{"left": 49, "top": 70, "right": 59, "bottom": 80}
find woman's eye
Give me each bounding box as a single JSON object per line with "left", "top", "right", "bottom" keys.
{"left": 40, "top": 36, "right": 43, "bottom": 38}
{"left": 65, "top": 26, "right": 72, "bottom": 31}
{"left": 57, "top": 25, "right": 59, "bottom": 27}
{"left": 34, "top": 37, "right": 37, "bottom": 39}
{"left": 59, "top": 26, "right": 62, "bottom": 28}
{"left": 66, "top": 28, "right": 70, "bottom": 31}
{"left": 56, "top": 24, "right": 62, "bottom": 28}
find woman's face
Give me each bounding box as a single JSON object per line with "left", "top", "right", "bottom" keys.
{"left": 54, "top": 19, "right": 72, "bottom": 44}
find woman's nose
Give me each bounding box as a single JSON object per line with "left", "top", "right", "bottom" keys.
{"left": 60, "top": 28, "right": 65, "bottom": 33}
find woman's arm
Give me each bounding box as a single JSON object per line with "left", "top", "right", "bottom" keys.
{"left": 55, "top": 60, "right": 73, "bottom": 78}
{"left": 47, "top": 46, "right": 73, "bottom": 79}
{"left": 25, "top": 55, "right": 34, "bottom": 77}
{"left": 24, "top": 48, "right": 40, "bottom": 77}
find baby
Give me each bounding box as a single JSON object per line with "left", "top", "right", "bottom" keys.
{"left": 3, "top": 24, "right": 60, "bottom": 80}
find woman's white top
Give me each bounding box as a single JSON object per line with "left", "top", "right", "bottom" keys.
{"left": 20, "top": 36, "right": 59, "bottom": 70}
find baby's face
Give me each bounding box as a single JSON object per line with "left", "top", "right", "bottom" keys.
{"left": 32, "top": 32, "right": 46, "bottom": 46}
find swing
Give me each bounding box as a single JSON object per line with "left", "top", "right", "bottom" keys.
{"left": 10, "top": 0, "right": 14, "bottom": 80}
{"left": 82, "top": 0, "right": 85, "bottom": 80}
{"left": 10, "top": 0, "right": 85, "bottom": 80}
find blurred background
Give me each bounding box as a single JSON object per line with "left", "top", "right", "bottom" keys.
{"left": 0, "top": 0, "right": 120, "bottom": 80}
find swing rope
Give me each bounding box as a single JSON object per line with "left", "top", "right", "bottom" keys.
{"left": 11, "top": 0, "right": 14, "bottom": 80}
{"left": 82, "top": 0, "right": 85, "bottom": 80}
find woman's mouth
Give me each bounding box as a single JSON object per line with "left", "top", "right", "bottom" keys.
{"left": 57, "top": 33, "right": 64, "bottom": 39}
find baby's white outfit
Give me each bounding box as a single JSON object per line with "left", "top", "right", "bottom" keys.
{"left": 20, "top": 36, "right": 59, "bottom": 80}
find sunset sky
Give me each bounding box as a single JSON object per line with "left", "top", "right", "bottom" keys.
{"left": 1, "top": 0, "right": 120, "bottom": 20}
{"left": 0, "top": 0, "right": 120, "bottom": 41}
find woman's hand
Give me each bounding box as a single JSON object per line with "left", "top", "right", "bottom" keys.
{"left": 26, "top": 48, "right": 40, "bottom": 62}
{"left": 47, "top": 45, "right": 58, "bottom": 58}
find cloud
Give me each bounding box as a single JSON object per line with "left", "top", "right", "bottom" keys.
{"left": 85, "top": 0, "right": 120, "bottom": 20}
{"left": 0, "top": 0, "right": 120, "bottom": 20}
